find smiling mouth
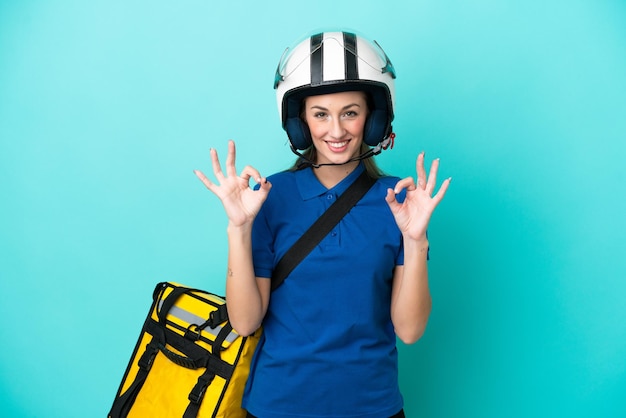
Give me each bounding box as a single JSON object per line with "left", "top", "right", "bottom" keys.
{"left": 327, "top": 140, "right": 349, "bottom": 149}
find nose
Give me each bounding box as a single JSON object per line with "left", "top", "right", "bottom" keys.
{"left": 329, "top": 117, "right": 346, "bottom": 139}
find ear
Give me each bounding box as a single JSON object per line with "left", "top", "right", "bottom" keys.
{"left": 285, "top": 117, "right": 312, "bottom": 150}
{"left": 363, "top": 109, "right": 389, "bottom": 146}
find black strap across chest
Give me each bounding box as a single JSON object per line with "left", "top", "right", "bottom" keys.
{"left": 271, "top": 170, "right": 376, "bottom": 291}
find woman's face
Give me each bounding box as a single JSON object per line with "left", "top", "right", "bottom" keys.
{"left": 303, "top": 91, "right": 368, "bottom": 166}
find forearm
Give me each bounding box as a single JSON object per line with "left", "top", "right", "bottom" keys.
{"left": 391, "top": 237, "right": 432, "bottom": 344}
{"left": 224, "top": 223, "right": 268, "bottom": 336}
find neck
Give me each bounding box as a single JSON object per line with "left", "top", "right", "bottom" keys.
{"left": 313, "top": 160, "right": 360, "bottom": 189}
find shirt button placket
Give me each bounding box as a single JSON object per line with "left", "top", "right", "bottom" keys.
{"left": 325, "top": 193, "right": 340, "bottom": 245}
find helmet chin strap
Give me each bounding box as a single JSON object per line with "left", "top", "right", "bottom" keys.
{"left": 292, "top": 134, "right": 394, "bottom": 169}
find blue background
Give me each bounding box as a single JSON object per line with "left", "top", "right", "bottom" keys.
{"left": 1, "top": 1, "right": 625, "bottom": 417}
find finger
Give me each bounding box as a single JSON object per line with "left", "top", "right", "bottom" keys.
{"left": 257, "top": 178, "right": 272, "bottom": 194}
{"left": 385, "top": 188, "right": 401, "bottom": 211}
{"left": 393, "top": 177, "right": 416, "bottom": 194}
{"left": 239, "top": 165, "right": 263, "bottom": 185}
{"left": 416, "top": 152, "right": 427, "bottom": 189}
{"left": 225, "top": 140, "right": 238, "bottom": 178}
{"left": 432, "top": 177, "right": 452, "bottom": 205}
{"left": 193, "top": 169, "right": 215, "bottom": 191}
{"left": 426, "top": 158, "right": 440, "bottom": 195}
{"left": 210, "top": 148, "right": 226, "bottom": 182}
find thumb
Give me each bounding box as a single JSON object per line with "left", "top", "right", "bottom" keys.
{"left": 258, "top": 178, "right": 272, "bottom": 193}
{"left": 385, "top": 188, "right": 400, "bottom": 212}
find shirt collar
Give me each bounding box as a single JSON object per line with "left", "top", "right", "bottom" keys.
{"left": 295, "top": 162, "right": 366, "bottom": 201}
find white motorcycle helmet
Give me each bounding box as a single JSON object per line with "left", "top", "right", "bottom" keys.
{"left": 274, "top": 30, "right": 396, "bottom": 151}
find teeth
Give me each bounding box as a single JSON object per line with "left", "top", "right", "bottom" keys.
{"left": 328, "top": 141, "right": 348, "bottom": 148}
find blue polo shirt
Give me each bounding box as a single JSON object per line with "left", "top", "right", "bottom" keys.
{"left": 242, "top": 163, "right": 406, "bottom": 418}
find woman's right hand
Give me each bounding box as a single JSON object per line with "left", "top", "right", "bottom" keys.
{"left": 194, "top": 140, "right": 271, "bottom": 227}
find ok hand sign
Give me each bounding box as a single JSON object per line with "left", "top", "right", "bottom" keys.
{"left": 194, "top": 140, "right": 271, "bottom": 227}
{"left": 385, "top": 152, "right": 451, "bottom": 242}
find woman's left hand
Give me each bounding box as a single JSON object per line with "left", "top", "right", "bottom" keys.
{"left": 385, "top": 152, "right": 451, "bottom": 241}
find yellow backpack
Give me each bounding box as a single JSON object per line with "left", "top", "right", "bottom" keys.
{"left": 108, "top": 172, "right": 374, "bottom": 417}
{"left": 108, "top": 282, "right": 260, "bottom": 418}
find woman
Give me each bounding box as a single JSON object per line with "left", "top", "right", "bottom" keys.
{"left": 194, "top": 31, "right": 450, "bottom": 418}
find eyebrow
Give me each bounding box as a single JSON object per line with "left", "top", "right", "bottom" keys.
{"left": 309, "top": 103, "right": 362, "bottom": 111}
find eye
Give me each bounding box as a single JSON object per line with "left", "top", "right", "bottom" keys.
{"left": 313, "top": 112, "right": 327, "bottom": 119}
{"left": 343, "top": 110, "right": 359, "bottom": 118}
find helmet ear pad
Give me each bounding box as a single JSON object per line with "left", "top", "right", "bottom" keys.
{"left": 285, "top": 117, "right": 312, "bottom": 150}
{"left": 363, "top": 108, "right": 389, "bottom": 146}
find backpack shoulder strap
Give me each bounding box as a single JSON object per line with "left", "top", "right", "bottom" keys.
{"left": 271, "top": 170, "right": 376, "bottom": 291}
